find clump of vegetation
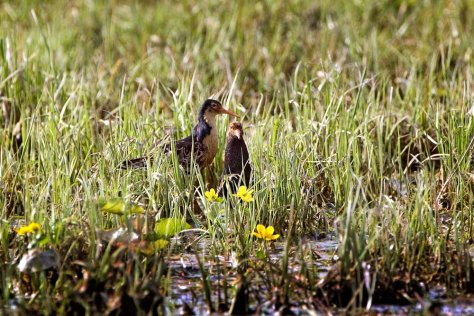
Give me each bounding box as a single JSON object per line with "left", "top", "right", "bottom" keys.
{"left": 1, "top": 0, "right": 474, "bottom": 313}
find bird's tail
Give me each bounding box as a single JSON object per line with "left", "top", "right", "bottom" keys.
{"left": 120, "top": 140, "right": 170, "bottom": 169}
{"left": 119, "top": 156, "right": 153, "bottom": 169}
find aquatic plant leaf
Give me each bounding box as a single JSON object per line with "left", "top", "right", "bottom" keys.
{"left": 99, "top": 198, "right": 144, "bottom": 216}
{"left": 256, "top": 250, "right": 266, "bottom": 260}
{"left": 154, "top": 218, "right": 190, "bottom": 238}
{"left": 154, "top": 239, "right": 169, "bottom": 250}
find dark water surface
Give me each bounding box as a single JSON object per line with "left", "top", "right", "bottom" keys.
{"left": 4, "top": 234, "right": 474, "bottom": 315}
{"left": 167, "top": 234, "right": 474, "bottom": 315}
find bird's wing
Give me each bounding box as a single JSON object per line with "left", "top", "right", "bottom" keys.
{"left": 122, "top": 134, "right": 205, "bottom": 171}
{"left": 120, "top": 156, "right": 153, "bottom": 169}
{"left": 165, "top": 135, "right": 206, "bottom": 169}
{"left": 120, "top": 138, "right": 168, "bottom": 169}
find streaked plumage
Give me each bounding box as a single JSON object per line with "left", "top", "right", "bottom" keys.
{"left": 219, "top": 122, "right": 252, "bottom": 195}
{"left": 120, "top": 99, "right": 237, "bottom": 171}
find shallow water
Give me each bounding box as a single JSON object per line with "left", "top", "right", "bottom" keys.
{"left": 365, "top": 298, "right": 474, "bottom": 316}
{"left": 166, "top": 235, "right": 474, "bottom": 315}
{"left": 167, "top": 234, "right": 340, "bottom": 314}
{"left": 4, "top": 233, "right": 474, "bottom": 315}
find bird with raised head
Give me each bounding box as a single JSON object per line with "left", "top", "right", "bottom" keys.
{"left": 219, "top": 121, "right": 252, "bottom": 195}
{"left": 121, "top": 99, "right": 238, "bottom": 171}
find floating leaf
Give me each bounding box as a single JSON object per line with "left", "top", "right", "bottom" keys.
{"left": 154, "top": 239, "right": 169, "bottom": 250}
{"left": 154, "top": 218, "right": 190, "bottom": 238}
{"left": 99, "top": 198, "right": 144, "bottom": 216}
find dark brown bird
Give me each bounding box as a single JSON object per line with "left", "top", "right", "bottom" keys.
{"left": 219, "top": 121, "right": 252, "bottom": 195}
{"left": 121, "top": 99, "right": 238, "bottom": 170}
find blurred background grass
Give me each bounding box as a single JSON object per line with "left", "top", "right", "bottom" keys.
{"left": 2, "top": 0, "right": 472, "bottom": 111}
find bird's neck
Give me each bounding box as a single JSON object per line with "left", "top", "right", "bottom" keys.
{"left": 193, "top": 113, "right": 217, "bottom": 141}
{"left": 204, "top": 115, "right": 218, "bottom": 144}
{"left": 202, "top": 113, "right": 217, "bottom": 130}
{"left": 197, "top": 113, "right": 219, "bottom": 166}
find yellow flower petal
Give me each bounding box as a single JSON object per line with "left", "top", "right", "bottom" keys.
{"left": 256, "top": 224, "right": 266, "bottom": 235}
{"left": 270, "top": 234, "right": 280, "bottom": 240}
{"left": 29, "top": 223, "right": 41, "bottom": 232}
{"left": 16, "top": 227, "right": 31, "bottom": 235}
{"left": 242, "top": 194, "right": 253, "bottom": 202}
{"left": 15, "top": 222, "right": 41, "bottom": 235}
{"left": 205, "top": 188, "right": 223, "bottom": 202}
{"left": 237, "top": 186, "right": 246, "bottom": 196}
{"left": 253, "top": 224, "right": 280, "bottom": 241}
{"left": 265, "top": 226, "right": 274, "bottom": 236}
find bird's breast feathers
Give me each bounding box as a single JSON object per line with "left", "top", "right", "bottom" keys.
{"left": 201, "top": 125, "right": 218, "bottom": 166}
{"left": 192, "top": 114, "right": 218, "bottom": 167}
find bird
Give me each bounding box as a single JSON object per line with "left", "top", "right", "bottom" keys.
{"left": 219, "top": 121, "right": 252, "bottom": 196}
{"left": 120, "top": 99, "right": 238, "bottom": 171}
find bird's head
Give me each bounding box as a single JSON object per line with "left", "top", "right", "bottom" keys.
{"left": 227, "top": 121, "right": 244, "bottom": 140}
{"left": 199, "top": 99, "right": 238, "bottom": 122}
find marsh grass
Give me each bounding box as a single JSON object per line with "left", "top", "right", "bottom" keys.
{"left": 1, "top": 0, "right": 474, "bottom": 313}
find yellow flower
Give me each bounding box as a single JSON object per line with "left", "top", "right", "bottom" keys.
{"left": 15, "top": 222, "right": 41, "bottom": 235}
{"left": 15, "top": 226, "right": 31, "bottom": 235}
{"left": 233, "top": 186, "right": 254, "bottom": 202}
{"left": 29, "top": 223, "right": 41, "bottom": 232}
{"left": 204, "top": 189, "right": 223, "bottom": 203}
{"left": 252, "top": 224, "right": 280, "bottom": 241}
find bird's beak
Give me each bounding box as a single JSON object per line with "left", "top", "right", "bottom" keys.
{"left": 218, "top": 107, "right": 239, "bottom": 117}
{"left": 235, "top": 130, "right": 242, "bottom": 139}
